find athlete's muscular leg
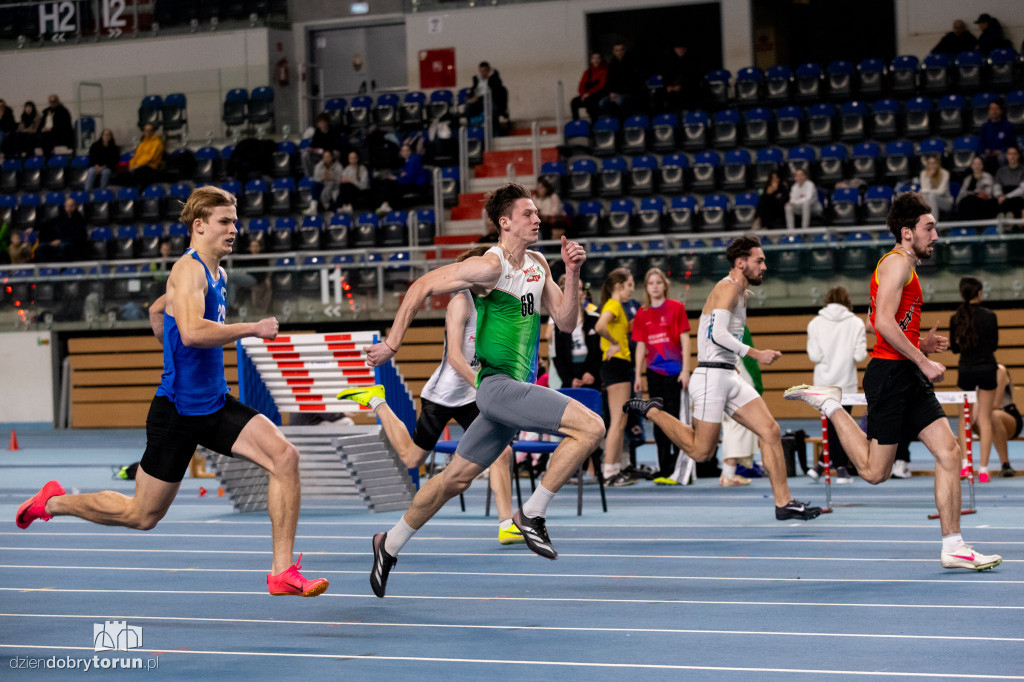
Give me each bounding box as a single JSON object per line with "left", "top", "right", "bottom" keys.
{"left": 918, "top": 417, "right": 963, "bottom": 536}
{"left": 730, "top": 398, "right": 791, "bottom": 507}
{"left": 824, "top": 409, "right": 899, "bottom": 484}
{"left": 974, "top": 388, "right": 996, "bottom": 471}
{"left": 642, "top": 407, "right": 722, "bottom": 461}
{"left": 490, "top": 446, "right": 515, "bottom": 521}
{"left": 375, "top": 403, "right": 430, "bottom": 468}
{"left": 540, "top": 400, "right": 605, "bottom": 491}
{"left": 46, "top": 468, "right": 179, "bottom": 530}
{"left": 231, "top": 415, "right": 302, "bottom": 574}
{"left": 989, "top": 411, "right": 1014, "bottom": 466}
{"left": 402, "top": 454, "right": 484, "bottom": 529}
{"left": 603, "top": 381, "right": 631, "bottom": 469}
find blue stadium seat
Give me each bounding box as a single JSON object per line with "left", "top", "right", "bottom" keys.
{"left": 734, "top": 67, "right": 763, "bottom": 106}
{"left": 440, "top": 166, "right": 460, "bottom": 207}
{"left": 0, "top": 195, "right": 14, "bottom": 225}
{"left": 324, "top": 97, "right": 347, "bottom": 129}
{"left": 754, "top": 147, "right": 784, "bottom": 186}
{"left": 347, "top": 95, "right": 373, "bottom": 129}
{"left": 903, "top": 97, "right": 933, "bottom": 138}
{"left": 603, "top": 199, "right": 635, "bottom": 237}
{"left": 764, "top": 65, "right": 793, "bottom": 105}
{"left": 87, "top": 188, "right": 113, "bottom": 225}
{"left": 270, "top": 216, "right": 296, "bottom": 251}
{"left": 140, "top": 223, "right": 164, "bottom": 258}
{"left": 742, "top": 107, "right": 772, "bottom": 148}
{"left": 88, "top": 226, "right": 113, "bottom": 260}
{"left": 857, "top": 58, "right": 887, "bottom": 98}
{"left": 1005, "top": 90, "right": 1024, "bottom": 130}
{"left": 167, "top": 222, "right": 189, "bottom": 253}
{"left": 567, "top": 158, "right": 596, "bottom": 200}
{"left": 950, "top": 135, "right": 980, "bottom": 176}
{"left": 817, "top": 144, "right": 848, "bottom": 186}
{"left": 658, "top": 153, "right": 688, "bottom": 195}
{"left": 563, "top": 119, "right": 590, "bottom": 153}
{"left": 162, "top": 93, "right": 188, "bottom": 137}
{"left": 222, "top": 88, "right": 248, "bottom": 130}
{"left": 864, "top": 185, "right": 893, "bottom": 223}
{"left": 650, "top": 113, "right": 679, "bottom": 152}
{"left": 248, "top": 87, "right": 274, "bottom": 128}
{"left": 700, "top": 194, "right": 729, "bottom": 232}
{"left": 591, "top": 117, "right": 620, "bottom": 156}
{"left": 138, "top": 94, "right": 163, "bottom": 130}
{"left": 850, "top": 142, "right": 881, "bottom": 182}
{"left": 270, "top": 177, "right": 295, "bottom": 216}
{"left": 272, "top": 141, "right": 296, "bottom": 179}
{"left": 871, "top": 98, "right": 901, "bottom": 140}
{"left": 112, "top": 224, "right": 139, "bottom": 259}
{"left": 889, "top": 55, "right": 919, "bottom": 97}
{"left": 987, "top": 49, "right": 1017, "bottom": 91}
{"left": 373, "top": 92, "right": 400, "bottom": 128}
{"left": 704, "top": 69, "right": 731, "bottom": 108}
{"left": 572, "top": 200, "right": 602, "bottom": 238}
{"left": 830, "top": 187, "right": 860, "bottom": 225}
{"left": 711, "top": 109, "right": 739, "bottom": 149}
{"left": 14, "top": 192, "right": 40, "bottom": 231}
{"left": 838, "top": 101, "right": 868, "bottom": 142}
{"left": 786, "top": 145, "right": 816, "bottom": 178}
{"left": 629, "top": 155, "right": 658, "bottom": 196}
{"left": 620, "top": 115, "right": 649, "bottom": 156}
{"left": 954, "top": 51, "right": 984, "bottom": 92}
{"left": 936, "top": 94, "right": 966, "bottom": 135}
{"left": 773, "top": 105, "right": 804, "bottom": 146}
{"left": 21, "top": 156, "right": 44, "bottom": 192}
{"left": 690, "top": 151, "right": 720, "bottom": 192}
{"left": 732, "top": 192, "right": 759, "bottom": 229}
{"left": 883, "top": 140, "right": 914, "bottom": 182}
{"left": 674, "top": 238, "right": 705, "bottom": 281}
{"left": 795, "top": 63, "right": 824, "bottom": 103}
{"left": 826, "top": 60, "right": 855, "bottom": 101}
{"left": 636, "top": 197, "right": 665, "bottom": 235}
{"left": 114, "top": 186, "right": 138, "bottom": 224}
{"left": 44, "top": 154, "right": 68, "bottom": 191}
{"left": 721, "top": 149, "right": 751, "bottom": 191}
{"left": 918, "top": 138, "right": 947, "bottom": 159}
{"left": 40, "top": 191, "right": 63, "bottom": 224}
{"left": 807, "top": 233, "right": 839, "bottom": 276}
{"left": 681, "top": 111, "right": 709, "bottom": 151}
{"left": 840, "top": 231, "right": 876, "bottom": 273}
{"left": 970, "top": 92, "right": 999, "bottom": 131}
{"left": 920, "top": 53, "right": 951, "bottom": 95}
{"left": 400, "top": 91, "right": 426, "bottom": 128}
{"left": 351, "top": 212, "right": 379, "bottom": 248}
{"left": 326, "top": 213, "right": 350, "bottom": 249}
{"left": 666, "top": 196, "right": 697, "bottom": 234}
{"left": 806, "top": 103, "right": 836, "bottom": 144}
{"left": 242, "top": 178, "right": 267, "bottom": 217}
{"left": 428, "top": 90, "right": 453, "bottom": 120}
{"left": 380, "top": 210, "right": 409, "bottom": 247}
{"left": 772, "top": 233, "right": 804, "bottom": 279}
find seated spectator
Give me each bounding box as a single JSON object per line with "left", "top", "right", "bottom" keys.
{"left": 226, "top": 136, "right": 275, "bottom": 181}
{"left": 376, "top": 143, "right": 429, "bottom": 211}
{"left": 662, "top": 42, "right": 702, "bottom": 112}
{"left": 0, "top": 98, "right": 16, "bottom": 151}
{"left": 301, "top": 113, "right": 339, "bottom": 176}
{"left": 955, "top": 156, "right": 997, "bottom": 220}
{"left": 753, "top": 170, "right": 788, "bottom": 229}
{"left": 35, "top": 196, "right": 87, "bottom": 263}
{"left": 570, "top": 53, "right": 608, "bottom": 122}
{"left": 784, "top": 168, "right": 821, "bottom": 229}
{"left": 994, "top": 146, "right": 1024, "bottom": 219}
{"left": 1, "top": 101, "right": 41, "bottom": 158}
{"left": 38, "top": 94, "right": 75, "bottom": 156}
{"left": 84, "top": 128, "right": 120, "bottom": 193}
{"left": 336, "top": 150, "right": 371, "bottom": 213}
{"left": 6, "top": 228, "right": 34, "bottom": 264}
{"left": 309, "top": 149, "right": 344, "bottom": 214}
{"left": 978, "top": 101, "right": 1016, "bottom": 173}
{"left": 931, "top": 19, "right": 976, "bottom": 55}
{"left": 535, "top": 177, "right": 568, "bottom": 240}
{"left": 918, "top": 154, "right": 953, "bottom": 217}
{"left": 123, "top": 123, "right": 164, "bottom": 188}
{"left": 465, "top": 61, "right": 509, "bottom": 132}
{"left": 975, "top": 13, "right": 1011, "bottom": 54}
{"left": 600, "top": 43, "right": 642, "bottom": 118}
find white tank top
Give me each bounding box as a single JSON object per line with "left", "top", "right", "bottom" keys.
{"left": 420, "top": 290, "right": 478, "bottom": 407}
{"left": 697, "top": 277, "right": 747, "bottom": 365}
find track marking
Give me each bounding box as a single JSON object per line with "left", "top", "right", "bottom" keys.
{"left": 2, "top": 612, "right": 1023, "bottom": 643}
{"left": 4, "top": 581, "right": 1019, "bottom": 602}
{"left": 0, "top": 644, "right": 1021, "bottom": 678}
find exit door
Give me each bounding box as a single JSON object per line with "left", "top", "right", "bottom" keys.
{"left": 308, "top": 21, "right": 407, "bottom": 115}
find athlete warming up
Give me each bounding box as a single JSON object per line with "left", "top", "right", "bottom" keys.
{"left": 785, "top": 192, "right": 1001, "bottom": 570}
{"left": 360, "top": 183, "right": 605, "bottom": 597}
{"left": 624, "top": 235, "right": 822, "bottom": 521}
{"left": 16, "top": 186, "right": 329, "bottom": 596}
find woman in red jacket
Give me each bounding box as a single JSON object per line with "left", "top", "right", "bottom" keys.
{"left": 571, "top": 53, "right": 608, "bottom": 122}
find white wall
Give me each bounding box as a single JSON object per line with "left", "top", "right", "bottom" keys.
{"left": 0, "top": 28, "right": 273, "bottom": 147}
{"left": 0, "top": 331, "right": 54, "bottom": 423}
{"left": 896, "top": 0, "right": 1022, "bottom": 56}
{"left": 402, "top": 0, "right": 752, "bottom": 122}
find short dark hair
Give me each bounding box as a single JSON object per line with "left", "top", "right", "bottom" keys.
{"left": 479, "top": 61, "right": 490, "bottom": 69}
{"left": 725, "top": 235, "right": 761, "bottom": 267}
{"left": 886, "top": 192, "right": 932, "bottom": 240}
{"left": 484, "top": 183, "right": 532, "bottom": 230}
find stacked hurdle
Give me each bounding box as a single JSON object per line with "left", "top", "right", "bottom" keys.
{"left": 204, "top": 332, "right": 417, "bottom": 513}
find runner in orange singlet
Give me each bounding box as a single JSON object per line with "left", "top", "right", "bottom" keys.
{"left": 785, "top": 192, "right": 1001, "bottom": 571}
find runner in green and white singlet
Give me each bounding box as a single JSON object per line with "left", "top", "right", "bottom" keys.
{"left": 360, "top": 183, "right": 606, "bottom": 597}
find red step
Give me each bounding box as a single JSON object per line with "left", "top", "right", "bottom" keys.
{"left": 474, "top": 148, "right": 560, "bottom": 178}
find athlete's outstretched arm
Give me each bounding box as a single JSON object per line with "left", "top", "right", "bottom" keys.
{"left": 444, "top": 292, "right": 478, "bottom": 386}
{"left": 705, "top": 282, "right": 780, "bottom": 365}
{"left": 365, "top": 254, "right": 502, "bottom": 367}
{"left": 167, "top": 258, "right": 278, "bottom": 348}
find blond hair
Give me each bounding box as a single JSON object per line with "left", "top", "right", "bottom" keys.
{"left": 179, "top": 185, "right": 237, "bottom": 235}
{"left": 641, "top": 267, "right": 671, "bottom": 308}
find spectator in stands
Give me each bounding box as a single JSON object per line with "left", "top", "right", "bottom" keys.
{"left": 553, "top": 274, "right": 602, "bottom": 393}
{"left": 534, "top": 177, "right": 567, "bottom": 241}
{"left": 376, "top": 142, "right": 429, "bottom": 211}
{"left": 631, "top": 268, "right": 690, "bottom": 482}
{"left": 974, "top": 13, "right": 1011, "bottom": 54}
{"left": 310, "top": 149, "right": 344, "bottom": 213}
{"left": 931, "top": 19, "right": 976, "bottom": 55}
{"left": 84, "top": 128, "right": 120, "bottom": 193}
{"left": 5, "top": 227, "right": 34, "bottom": 264}
{"left": 917, "top": 155, "right": 953, "bottom": 217}
{"left": 950, "top": 276, "right": 999, "bottom": 483}
{"left": 1, "top": 101, "right": 41, "bottom": 158}
{"left": 600, "top": 42, "right": 642, "bottom": 119}
{"left": 595, "top": 267, "right": 636, "bottom": 487}
{"left": 465, "top": 61, "right": 509, "bottom": 132}
{"left": 301, "top": 113, "right": 337, "bottom": 176}
{"left": 955, "top": 156, "right": 997, "bottom": 220}
{"left": 806, "top": 286, "right": 866, "bottom": 484}
{"left": 784, "top": 168, "right": 821, "bottom": 229}
{"left": 0, "top": 98, "right": 16, "bottom": 152}
{"left": 662, "top": 42, "right": 702, "bottom": 112}
{"left": 753, "top": 170, "right": 787, "bottom": 229}
{"left": 336, "top": 150, "right": 371, "bottom": 214}
{"left": 124, "top": 123, "right": 164, "bottom": 188}
{"left": 570, "top": 53, "right": 608, "bottom": 122}
{"left": 993, "top": 146, "right": 1024, "bottom": 218}
{"left": 38, "top": 94, "right": 75, "bottom": 156}
{"left": 978, "top": 101, "right": 1016, "bottom": 172}
{"left": 35, "top": 196, "right": 87, "bottom": 263}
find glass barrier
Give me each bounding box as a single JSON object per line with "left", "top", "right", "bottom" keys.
{"left": 1, "top": 221, "right": 1022, "bottom": 332}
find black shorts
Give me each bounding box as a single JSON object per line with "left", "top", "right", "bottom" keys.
{"left": 1004, "top": 403, "right": 1023, "bottom": 439}
{"left": 957, "top": 366, "right": 998, "bottom": 391}
{"left": 411, "top": 397, "right": 479, "bottom": 451}
{"left": 140, "top": 394, "right": 259, "bottom": 483}
{"left": 600, "top": 357, "right": 634, "bottom": 387}
{"left": 863, "top": 358, "right": 947, "bottom": 446}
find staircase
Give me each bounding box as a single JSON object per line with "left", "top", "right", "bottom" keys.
{"left": 445, "top": 126, "right": 562, "bottom": 235}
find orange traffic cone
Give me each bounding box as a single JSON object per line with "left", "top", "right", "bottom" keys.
{"left": 9, "top": 430, "right": 18, "bottom": 451}
{"left": 199, "top": 487, "right": 208, "bottom": 497}
{"left": 217, "top": 487, "right": 225, "bottom": 497}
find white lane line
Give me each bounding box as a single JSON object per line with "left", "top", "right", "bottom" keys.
{"left": 3, "top": 612, "right": 1024, "bottom": 643}
{"left": 1, "top": 587, "right": 1020, "bottom": 609}
{"left": 1, "top": 644, "right": 1021, "bottom": 678}
{"left": 3, "top": 535, "right": 1021, "bottom": 546}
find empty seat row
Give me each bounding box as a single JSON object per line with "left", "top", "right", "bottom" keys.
{"left": 322, "top": 89, "right": 476, "bottom": 131}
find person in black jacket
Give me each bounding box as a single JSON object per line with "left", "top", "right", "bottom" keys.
{"left": 753, "top": 170, "right": 788, "bottom": 229}
{"left": 931, "top": 19, "right": 976, "bottom": 55}
{"left": 553, "top": 274, "right": 602, "bottom": 393}
{"left": 35, "top": 196, "right": 87, "bottom": 263}
{"left": 0, "top": 98, "right": 16, "bottom": 151}
{"left": 949, "top": 276, "right": 999, "bottom": 482}
{"left": 84, "top": 128, "right": 120, "bottom": 193}
{"left": 974, "top": 13, "right": 1011, "bottom": 54}
{"left": 38, "top": 94, "right": 75, "bottom": 156}
{"left": 466, "top": 61, "right": 509, "bottom": 133}
{"left": 600, "top": 43, "right": 641, "bottom": 118}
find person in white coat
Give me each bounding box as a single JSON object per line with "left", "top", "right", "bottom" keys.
{"left": 784, "top": 168, "right": 822, "bottom": 230}
{"left": 806, "top": 287, "right": 867, "bottom": 482}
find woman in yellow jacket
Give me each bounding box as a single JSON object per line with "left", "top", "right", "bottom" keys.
{"left": 595, "top": 267, "right": 635, "bottom": 486}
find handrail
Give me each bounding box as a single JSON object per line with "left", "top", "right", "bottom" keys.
{"left": 431, "top": 166, "right": 444, "bottom": 237}
{"left": 531, "top": 120, "right": 541, "bottom": 178}
{"left": 482, "top": 88, "right": 493, "bottom": 153}
{"left": 457, "top": 124, "right": 469, "bottom": 195}
{"left": 555, "top": 80, "right": 565, "bottom": 140}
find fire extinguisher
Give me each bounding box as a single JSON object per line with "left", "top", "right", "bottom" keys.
{"left": 276, "top": 58, "right": 290, "bottom": 87}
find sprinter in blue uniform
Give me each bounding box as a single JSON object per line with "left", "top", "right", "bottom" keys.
{"left": 16, "top": 186, "right": 328, "bottom": 597}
